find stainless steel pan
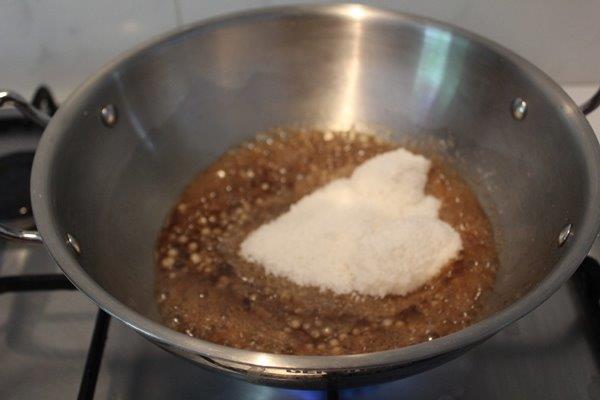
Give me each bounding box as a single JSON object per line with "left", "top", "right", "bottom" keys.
{"left": 1, "top": 4, "right": 599, "bottom": 388}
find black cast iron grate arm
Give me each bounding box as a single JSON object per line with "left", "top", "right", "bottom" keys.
{"left": 0, "top": 273, "right": 111, "bottom": 400}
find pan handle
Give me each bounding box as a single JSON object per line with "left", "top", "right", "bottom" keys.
{"left": 0, "top": 90, "right": 46, "bottom": 244}
{"left": 580, "top": 87, "right": 600, "bottom": 115}
{"left": 0, "top": 90, "right": 51, "bottom": 128}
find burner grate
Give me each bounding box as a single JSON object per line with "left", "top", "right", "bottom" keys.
{"left": 78, "top": 309, "right": 111, "bottom": 400}
{"left": 0, "top": 85, "right": 114, "bottom": 400}
{"left": 0, "top": 273, "right": 111, "bottom": 400}
{"left": 0, "top": 273, "right": 346, "bottom": 400}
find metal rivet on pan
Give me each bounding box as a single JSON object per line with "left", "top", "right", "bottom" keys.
{"left": 557, "top": 223, "right": 572, "bottom": 247}
{"left": 100, "top": 104, "right": 118, "bottom": 127}
{"left": 511, "top": 98, "right": 528, "bottom": 120}
{"left": 66, "top": 233, "right": 82, "bottom": 255}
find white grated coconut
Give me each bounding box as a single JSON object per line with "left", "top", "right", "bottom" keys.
{"left": 239, "top": 148, "right": 463, "bottom": 297}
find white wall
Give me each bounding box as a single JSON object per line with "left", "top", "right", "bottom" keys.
{"left": 1, "top": 0, "right": 598, "bottom": 100}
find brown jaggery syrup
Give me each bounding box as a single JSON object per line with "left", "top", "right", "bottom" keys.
{"left": 155, "top": 129, "right": 498, "bottom": 355}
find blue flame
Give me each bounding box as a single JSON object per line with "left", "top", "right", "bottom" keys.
{"left": 270, "top": 386, "right": 381, "bottom": 400}
{"left": 258, "top": 387, "right": 326, "bottom": 400}
{"left": 284, "top": 390, "right": 326, "bottom": 400}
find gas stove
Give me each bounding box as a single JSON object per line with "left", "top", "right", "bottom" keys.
{"left": 1, "top": 86, "right": 599, "bottom": 400}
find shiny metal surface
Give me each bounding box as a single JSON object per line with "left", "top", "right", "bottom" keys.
{"left": 100, "top": 104, "right": 118, "bottom": 127}
{"left": 511, "top": 97, "right": 528, "bottom": 120}
{"left": 17, "top": 4, "right": 600, "bottom": 386}
{"left": 558, "top": 223, "right": 573, "bottom": 247}
{"left": 66, "top": 233, "right": 82, "bottom": 255}
{"left": 0, "top": 90, "right": 51, "bottom": 128}
{"left": 0, "top": 225, "right": 42, "bottom": 244}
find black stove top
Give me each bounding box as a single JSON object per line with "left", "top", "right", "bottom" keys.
{"left": 0, "top": 86, "right": 56, "bottom": 225}
{"left": 1, "top": 86, "right": 599, "bottom": 400}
